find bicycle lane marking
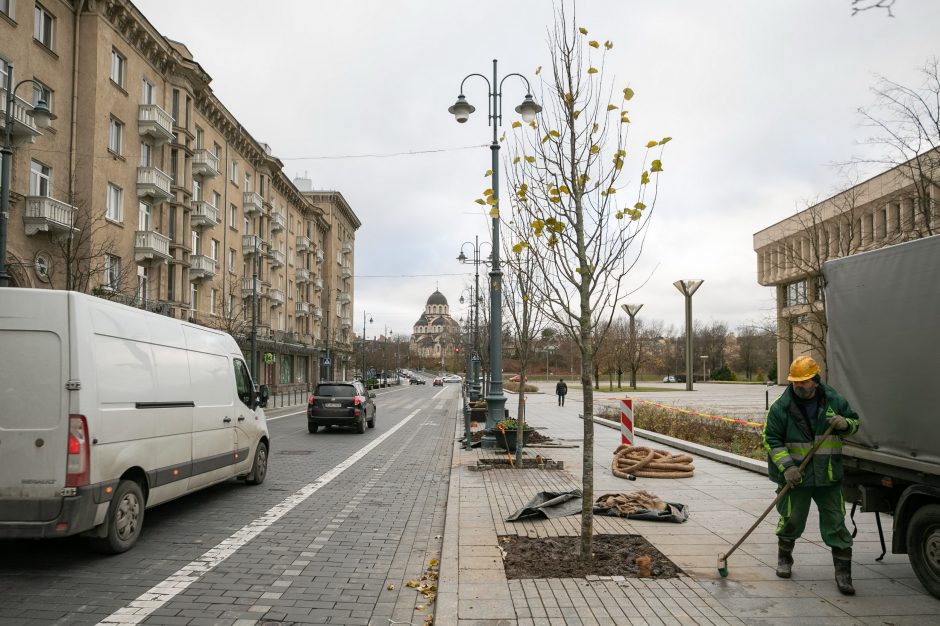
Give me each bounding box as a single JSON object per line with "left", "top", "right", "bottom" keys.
{"left": 96, "top": 409, "right": 423, "bottom": 625}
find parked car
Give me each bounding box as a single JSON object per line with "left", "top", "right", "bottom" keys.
{"left": 509, "top": 375, "right": 528, "bottom": 382}
{"left": 662, "top": 375, "right": 677, "bottom": 383}
{"left": 433, "top": 377, "right": 444, "bottom": 387}
{"left": 442, "top": 374, "right": 463, "bottom": 383}
{"left": 410, "top": 377, "right": 426, "bottom": 385}
{"left": 307, "top": 381, "right": 375, "bottom": 434}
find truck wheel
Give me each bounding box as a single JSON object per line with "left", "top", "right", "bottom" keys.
{"left": 907, "top": 503, "right": 940, "bottom": 599}
{"left": 90, "top": 480, "right": 144, "bottom": 554}
{"left": 308, "top": 422, "right": 319, "bottom": 433}
{"left": 246, "top": 442, "right": 268, "bottom": 485}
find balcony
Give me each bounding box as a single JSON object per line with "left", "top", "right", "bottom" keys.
{"left": 341, "top": 242, "right": 353, "bottom": 254}
{"left": 240, "top": 277, "right": 268, "bottom": 298}
{"left": 316, "top": 249, "right": 324, "bottom": 264}
{"left": 340, "top": 316, "right": 352, "bottom": 328}
{"left": 242, "top": 234, "right": 263, "bottom": 255}
{"left": 138, "top": 104, "right": 175, "bottom": 145}
{"left": 23, "top": 196, "right": 78, "bottom": 236}
{"left": 0, "top": 89, "right": 43, "bottom": 144}
{"left": 312, "top": 305, "right": 323, "bottom": 319}
{"left": 295, "top": 302, "right": 310, "bottom": 317}
{"left": 340, "top": 264, "right": 352, "bottom": 279}
{"left": 270, "top": 212, "right": 286, "bottom": 232}
{"left": 243, "top": 192, "right": 264, "bottom": 216}
{"left": 269, "top": 249, "right": 285, "bottom": 268}
{"left": 191, "top": 148, "right": 220, "bottom": 178}
{"left": 337, "top": 292, "right": 351, "bottom": 304}
{"left": 190, "top": 200, "right": 220, "bottom": 229}
{"left": 296, "top": 235, "right": 311, "bottom": 252}
{"left": 135, "top": 229, "right": 172, "bottom": 263}
{"left": 137, "top": 167, "right": 174, "bottom": 203}
{"left": 268, "top": 288, "right": 285, "bottom": 307}
{"left": 314, "top": 277, "right": 323, "bottom": 291}
{"left": 295, "top": 267, "right": 311, "bottom": 284}
{"left": 188, "top": 254, "right": 217, "bottom": 280}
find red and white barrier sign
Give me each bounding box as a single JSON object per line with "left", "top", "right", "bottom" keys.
{"left": 621, "top": 396, "right": 634, "bottom": 446}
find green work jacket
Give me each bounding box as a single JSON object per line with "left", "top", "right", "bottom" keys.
{"left": 762, "top": 382, "right": 860, "bottom": 486}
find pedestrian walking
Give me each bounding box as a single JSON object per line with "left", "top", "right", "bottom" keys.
{"left": 762, "top": 356, "right": 860, "bottom": 595}
{"left": 555, "top": 378, "right": 567, "bottom": 406}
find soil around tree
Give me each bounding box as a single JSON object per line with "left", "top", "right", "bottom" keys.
{"left": 499, "top": 534, "right": 683, "bottom": 579}
{"left": 469, "top": 429, "right": 551, "bottom": 444}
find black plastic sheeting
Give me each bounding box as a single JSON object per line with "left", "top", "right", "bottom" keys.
{"left": 505, "top": 490, "right": 689, "bottom": 523}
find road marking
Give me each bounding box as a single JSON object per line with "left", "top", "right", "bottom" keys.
{"left": 97, "top": 409, "right": 422, "bottom": 625}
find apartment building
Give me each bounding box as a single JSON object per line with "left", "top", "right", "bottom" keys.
{"left": 753, "top": 156, "right": 938, "bottom": 381}
{"left": 0, "top": 0, "right": 358, "bottom": 388}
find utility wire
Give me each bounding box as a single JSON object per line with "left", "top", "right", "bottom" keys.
{"left": 279, "top": 144, "right": 488, "bottom": 161}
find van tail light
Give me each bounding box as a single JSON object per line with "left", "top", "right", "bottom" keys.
{"left": 66, "top": 415, "right": 90, "bottom": 487}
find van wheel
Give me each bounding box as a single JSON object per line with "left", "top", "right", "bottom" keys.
{"left": 90, "top": 480, "right": 144, "bottom": 554}
{"left": 907, "top": 504, "right": 940, "bottom": 599}
{"left": 356, "top": 416, "right": 366, "bottom": 434}
{"left": 308, "top": 422, "right": 319, "bottom": 433}
{"left": 246, "top": 442, "right": 268, "bottom": 485}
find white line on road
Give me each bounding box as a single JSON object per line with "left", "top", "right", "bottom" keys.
{"left": 97, "top": 409, "right": 423, "bottom": 625}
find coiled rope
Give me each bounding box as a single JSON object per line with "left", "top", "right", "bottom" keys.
{"left": 611, "top": 445, "right": 695, "bottom": 479}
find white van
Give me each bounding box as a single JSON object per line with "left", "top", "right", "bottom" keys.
{"left": 0, "top": 289, "right": 270, "bottom": 553}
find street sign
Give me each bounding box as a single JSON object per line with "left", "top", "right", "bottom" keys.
{"left": 471, "top": 354, "right": 481, "bottom": 362}
{"left": 323, "top": 358, "right": 332, "bottom": 366}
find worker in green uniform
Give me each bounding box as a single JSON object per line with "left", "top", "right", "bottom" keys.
{"left": 762, "top": 356, "right": 860, "bottom": 595}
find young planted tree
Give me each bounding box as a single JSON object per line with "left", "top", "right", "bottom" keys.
{"left": 501, "top": 7, "right": 671, "bottom": 559}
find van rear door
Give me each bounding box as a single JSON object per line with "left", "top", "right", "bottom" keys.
{"left": 0, "top": 291, "right": 70, "bottom": 503}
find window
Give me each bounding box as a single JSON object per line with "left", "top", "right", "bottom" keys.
{"left": 138, "top": 201, "right": 151, "bottom": 231}
{"left": 110, "top": 49, "right": 126, "bottom": 87}
{"left": 228, "top": 294, "right": 236, "bottom": 315}
{"left": 212, "top": 191, "right": 221, "bottom": 208}
{"left": 194, "top": 126, "right": 203, "bottom": 149}
{"left": 108, "top": 117, "right": 123, "bottom": 155}
{"left": 34, "top": 4, "right": 54, "bottom": 48}
{"left": 230, "top": 160, "right": 238, "bottom": 183}
{"left": 141, "top": 78, "right": 155, "bottom": 105}
{"left": 287, "top": 280, "right": 293, "bottom": 299}
{"left": 209, "top": 289, "right": 217, "bottom": 315}
{"left": 213, "top": 143, "right": 221, "bottom": 159}
{"left": 229, "top": 248, "right": 236, "bottom": 273}
{"left": 192, "top": 230, "right": 201, "bottom": 255}
{"left": 243, "top": 215, "right": 250, "bottom": 234}
{"left": 233, "top": 359, "right": 252, "bottom": 407}
{"left": 192, "top": 178, "right": 202, "bottom": 201}
{"left": 140, "top": 142, "right": 152, "bottom": 167}
{"left": 29, "top": 160, "right": 51, "bottom": 196}
{"left": 190, "top": 284, "right": 198, "bottom": 309}
{"left": 0, "top": 60, "right": 8, "bottom": 91}
{"left": 210, "top": 239, "right": 219, "bottom": 261}
{"left": 785, "top": 280, "right": 808, "bottom": 307}
{"left": 171, "top": 89, "right": 179, "bottom": 124}
{"left": 0, "top": 0, "right": 14, "bottom": 19}
{"left": 244, "top": 173, "right": 252, "bottom": 192}
{"left": 229, "top": 204, "right": 237, "bottom": 229}
{"left": 169, "top": 148, "right": 177, "bottom": 182}
{"left": 167, "top": 265, "right": 175, "bottom": 300}
{"left": 104, "top": 254, "right": 121, "bottom": 291}
{"left": 31, "top": 81, "right": 53, "bottom": 116}
{"left": 168, "top": 206, "right": 176, "bottom": 241}
{"left": 137, "top": 266, "right": 149, "bottom": 303}
{"left": 106, "top": 183, "right": 123, "bottom": 222}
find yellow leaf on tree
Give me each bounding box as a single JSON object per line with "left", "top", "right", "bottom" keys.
{"left": 641, "top": 171, "right": 650, "bottom": 185}
{"left": 529, "top": 120, "right": 537, "bottom": 129}
{"left": 513, "top": 156, "right": 521, "bottom": 164}
{"left": 623, "top": 87, "right": 635, "bottom": 100}
{"left": 572, "top": 110, "right": 581, "bottom": 120}
{"left": 489, "top": 207, "right": 499, "bottom": 218}
{"left": 511, "top": 121, "right": 522, "bottom": 129}
{"left": 621, "top": 115, "right": 631, "bottom": 124}
{"left": 606, "top": 187, "right": 616, "bottom": 194}
{"left": 484, "top": 169, "right": 493, "bottom": 177}
{"left": 559, "top": 185, "right": 570, "bottom": 194}
{"left": 614, "top": 158, "right": 623, "bottom": 170}
{"left": 615, "top": 211, "right": 623, "bottom": 220}
{"left": 650, "top": 159, "right": 663, "bottom": 172}
{"left": 549, "top": 130, "right": 560, "bottom": 138}
{"left": 475, "top": 199, "right": 486, "bottom": 205}
{"left": 590, "top": 145, "right": 599, "bottom": 154}
{"left": 659, "top": 137, "right": 672, "bottom": 145}
{"left": 499, "top": 132, "right": 506, "bottom": 143}
{"left": 579, "top": 26, "right": 588, "bottom": 34}
{"left": 512, "top": 242, "right": 528, "bottom": 254}
{"left": 587, "top": 67, "right": 599, "bottom": 75}
{"left": 588, "top": 40, "right": 599, "bottom": 48}
{"left": 483, "top": 188, "right": 493, "bottom": 196}
{"left": 525, "top": 155, "right": 536, "bottom": 164}
{"left": 541, "top": 134, "right": 551, "bottom": 144}
{"left": 486, "top": 196, "right": 497, "bottom": 205}
{"left": 635, "top": 201, "right": 647, "bottom": 210}
{"left": 535, "top": 65, "right": 542, "bottom": 75}
{"left": 607, "top": 104, "right": 618, "bottom": 111}
{"left": 605, "top": 40, "right": 613, "bottom": 50}
{"left": 518, "top": 183, "right": 528, "bottom": 193}
{"left": 646, "top": 140, "right": 658, "bottom": 148}
{"left": 592, "top": 123, "right": 599, "bottom": 133}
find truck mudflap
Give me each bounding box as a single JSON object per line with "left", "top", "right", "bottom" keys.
{"left": 0, "top": 485, "right": 101, "bottom": 539}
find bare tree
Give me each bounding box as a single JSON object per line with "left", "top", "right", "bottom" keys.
{"left": 205, "top": 273, "right": 252, "bottom": 338}
{"left": 502, "top": 5, "right": 671, "bottom": 560}
{"left": 732, "top": 323, "right": 776, "bottom": 381}
{"left": 851, "top": 0, "right": 897, "bottom": 17}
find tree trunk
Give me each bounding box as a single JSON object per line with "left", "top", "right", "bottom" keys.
{"left": 579, "top": 327, "right": 595, "bottom": 561}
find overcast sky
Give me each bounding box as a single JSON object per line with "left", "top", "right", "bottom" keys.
{"left": 135, "top": 0, "right": 937, "bottom": 339}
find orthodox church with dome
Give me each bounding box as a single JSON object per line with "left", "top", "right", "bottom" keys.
{"left": 410, "top": 290, "right": 462, "bottom": 360}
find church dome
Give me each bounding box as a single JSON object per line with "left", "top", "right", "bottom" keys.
{"left": 426, "top": 290, "right": 448, "bottom": 306}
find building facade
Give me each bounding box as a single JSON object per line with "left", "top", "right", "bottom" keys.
{"left": 754, "top": 157, "right": 938, "bottom": 381}
{"left": 409, "top": 290, "right": 461, "bottom": 365}
{"left": 1, "top": 0, "right": 358, "bottom": 388}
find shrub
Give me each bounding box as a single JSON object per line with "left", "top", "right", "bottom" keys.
{"left": 710, "top": 366, "right": 737, "bottom": 381}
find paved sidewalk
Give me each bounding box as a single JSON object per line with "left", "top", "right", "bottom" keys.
{"left": 438, "top": 388, "right": 940, "bottom": 625}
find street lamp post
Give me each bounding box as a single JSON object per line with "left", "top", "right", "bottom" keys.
{"left": 458, "top": 236, "right": 491, "bottom": 401}
{"left": 701, "top": 355, "right": 709, "bottom": 383}
{"left": 673, "top": 280, "right": 704, "bottom": 391}
{"left": 621, "top": 304, "right": 643, "bottom": 389}
{"left": 1, "top": 62, "right": 56, "bottom": 288}
{"left": 250, "top": 240, "right": 261, "bottom": 380}
{"left": 449, "top": 60, "right": 541, "bottom": 445}
{"left": 361, "top": 312, "right": 372, "bottom": 382}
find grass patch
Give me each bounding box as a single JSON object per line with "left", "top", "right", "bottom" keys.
{"left": 597, "top": 404, "right": 766, "bottom": 461}
{"left": 504, "top": 382, "right": 539, "bottom": 393}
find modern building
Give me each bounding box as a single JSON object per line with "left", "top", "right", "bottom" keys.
{"left": 1, "top": 0, "right": 358, "bottom": 389}
{"left": 410, "top": 290, "right": 461, "bottom": 365}
{"left": 754, "top": 156, "right": 938, "bottom": 381}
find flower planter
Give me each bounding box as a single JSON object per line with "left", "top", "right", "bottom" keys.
{"left": 489, "top": 427, "right": 532, "bottom": 451}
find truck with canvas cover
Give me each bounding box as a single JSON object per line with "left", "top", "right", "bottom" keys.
{"left": 824, "top": 234, "right": 940, "bottom": 597}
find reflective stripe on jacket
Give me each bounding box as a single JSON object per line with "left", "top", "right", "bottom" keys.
{"left": 762, "top": 382, "right": 860, "bottom": 486}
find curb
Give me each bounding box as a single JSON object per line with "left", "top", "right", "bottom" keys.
{"left": 587, "top": 415, "right": 768, "bottom": 475}
{"left": 435, "top": 404, "right": 463, "bottom": 626}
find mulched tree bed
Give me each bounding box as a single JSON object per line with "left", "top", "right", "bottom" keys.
{"left": 499, "top": 534, "right": 683, "bottom": 579}
{"left": 468, "top": 429, "right": 551, "bottom": 444}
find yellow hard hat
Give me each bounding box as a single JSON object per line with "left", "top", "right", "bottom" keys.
{"left": 787, "top": 356, "right": 820, "bottom": 382}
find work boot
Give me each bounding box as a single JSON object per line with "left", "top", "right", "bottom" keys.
{"left": 833, "top": 550, "right": 855, "bottom": 595}
{"left": 776, "top": 539, "right": 795, "bottom": 579}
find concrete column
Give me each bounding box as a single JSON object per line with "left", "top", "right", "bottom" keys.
{"left": 902, "top": 196, "right": 915, "bottom": 233}
{"left": 828, "top": 223, "right": 838, "bottom": 258}
{"left": 861, "top": 210, "right": 872, "bottom": 246}
{"left": 886, "top": 201, "right": 899, "bottom": 236}
{"left": 874, "top": 205, "right": 886, "bottom": 242}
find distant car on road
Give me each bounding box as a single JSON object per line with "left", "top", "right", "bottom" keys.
{"left": 509, "top": 375, "right": 528, "bottom": 382}
{"left": 662, "top": 375, "right": 677, "bottom": 383}
{"left": 442, "top": 374, "right": 462, "bottom": 383}
{"left": 307, "top": 381, "right": 375, "bottom": 434}
{"left": 433, "top": 377, "right": 444, "bottom": 387}
{"left": 410, "top": 377, "right": 426, "bottom": 385}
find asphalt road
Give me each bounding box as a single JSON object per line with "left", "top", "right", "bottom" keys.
{"left": 0, "top": 383, "right": 461, "bottom": 625}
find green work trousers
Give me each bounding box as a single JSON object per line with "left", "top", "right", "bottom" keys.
{"left": 775, "top": 483, "right": 853, "bottom": 552}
